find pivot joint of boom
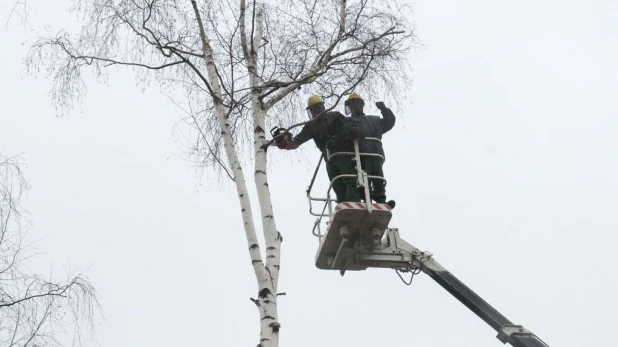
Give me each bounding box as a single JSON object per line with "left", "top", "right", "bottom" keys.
{"left": 498, "top": 324, "right": 532, "bottom": 343}
{"left": 497, "top": 324, "right": 548, "bottom": 347}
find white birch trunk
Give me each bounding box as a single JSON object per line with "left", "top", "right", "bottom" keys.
{"left": 194, "top": 0, "right": 349, "bottom": 345}
{"left": 189, "top": 3, "right": 277, "bottom": 346}
{"left": 241, "top": 2, "right": 281, "bottom": 346}
{"left": 193, "top": 1, "right": 279, "bottom": 346}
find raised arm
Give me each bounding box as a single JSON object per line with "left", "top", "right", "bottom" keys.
{"left": 376, "top": 102, "right": 396, "bottom": 134}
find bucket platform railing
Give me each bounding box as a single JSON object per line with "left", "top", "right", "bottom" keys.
{"left": 306, "top": 138, "right": 386, "bottom": 243}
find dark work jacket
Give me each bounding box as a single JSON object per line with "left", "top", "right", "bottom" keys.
{"left": 356, "top": 107, "right": 396, "bottom": 160}
{"left": 326, "top": 114, "right": 374, "bottom": 155}
{"left": 293, "top": 111, "right": 351, "bottom": 154}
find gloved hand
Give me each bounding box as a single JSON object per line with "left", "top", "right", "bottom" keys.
{"left": 285, "top": 141, "right": 300, "bottom": 150}
{"left": 276, "top": 136, "right": 289, "bottom": 149}
{"left": 276, "top": 133, "right": 296, "bottom": 149}
{"left": 375, "top": 101, "right": 387, "bottom": 110}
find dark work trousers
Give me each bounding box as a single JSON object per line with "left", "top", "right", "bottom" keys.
{"left": 360, "top": 157, "right": 386, "bottom": 202}
{"left": 326, "top": 156, "right": 360, "bottom": 203}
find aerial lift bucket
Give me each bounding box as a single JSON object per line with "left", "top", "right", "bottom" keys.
{"left": 315, "top": 201, "right": 392, "bottom": 270}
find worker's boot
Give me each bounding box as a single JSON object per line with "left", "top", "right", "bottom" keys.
{"left": 374, "top": 196, "right": 396, "bottom": 209}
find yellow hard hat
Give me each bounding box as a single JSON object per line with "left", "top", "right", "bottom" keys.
{"left": 307, "top": 95, "right": 323, "bottom": 107}
{"left": 347, "top": 92, "right": 362, "bottom": 100}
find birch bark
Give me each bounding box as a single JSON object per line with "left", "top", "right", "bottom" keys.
{"left": 190, "top": 0, "right": 268, "bottom": 297}
{"left": 194, "top": 1, "right": 279, "bottom": 345}
{"left": 240, "top": 2, "right": 281, "bottom": 346}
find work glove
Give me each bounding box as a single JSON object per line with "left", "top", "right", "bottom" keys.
{"left": 285, "top": 141, "right": 300, "bottom": 150}
{"left": 276, "top": 133, "right": 297, "bottom": 150}
{"left": 375, "top": 101, "right": 387, "bottom": 110}
{"left": 276, "top": 137, "right": 289, "bottom": 149}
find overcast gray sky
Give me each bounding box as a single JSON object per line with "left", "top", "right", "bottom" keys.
{"left": 1, "top": 0, "right": 617, "bottom": 346}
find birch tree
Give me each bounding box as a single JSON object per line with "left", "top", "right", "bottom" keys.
{"left": 0, "top": 153, "right": 98, "bottom": 347}
{"left": 25, "top": 1, "right": 414, "bottom": 345}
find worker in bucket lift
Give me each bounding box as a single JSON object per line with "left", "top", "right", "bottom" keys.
{"left": 344, "top": 92, "right": 396, "bottom": 208}
{"left": 275, "top": 95, "right": 361, "bottom": 203}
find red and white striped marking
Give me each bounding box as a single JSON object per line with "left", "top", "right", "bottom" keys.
{"left": 334, "top": 202, "right": 391, "bottom": 212}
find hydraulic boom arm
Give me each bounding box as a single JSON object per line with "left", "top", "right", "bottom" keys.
{"left": 360, "top": 229, "right": 550, "bottom": 347}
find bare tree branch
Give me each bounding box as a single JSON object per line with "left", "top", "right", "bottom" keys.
{"left": 0, "top": 153, "right": 99, "bottom": 347}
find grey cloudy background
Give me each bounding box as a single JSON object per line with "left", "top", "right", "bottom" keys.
{"left": 1, "top": 0, "right": 617, "bottom": 346}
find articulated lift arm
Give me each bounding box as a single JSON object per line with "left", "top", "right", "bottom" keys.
{"left": 358, "top": 229, "right": 550, "bottom": 347}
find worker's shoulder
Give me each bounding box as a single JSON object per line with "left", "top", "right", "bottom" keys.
{"left": 322, "top": 111, "right": 345, "bottom": 124}
{"left": 364, "top": 114, "right": 382, "bottom": 121}
{"left": 325, "top": 111, "right": 345, "bottom": 118}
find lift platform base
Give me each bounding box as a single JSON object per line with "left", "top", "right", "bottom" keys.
{"left": 315, "top": 202, "right": 392, "bottom": 271}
